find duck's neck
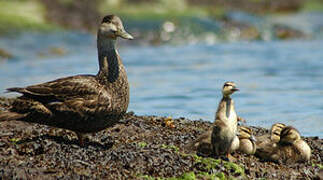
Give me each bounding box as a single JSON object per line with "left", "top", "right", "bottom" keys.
{"left": 222, "top": 95, "right": 232, "bottom": 118}
{"left": 97, "top": 35, "right": 121, "bottom": 82}
{"left": 215, "top": 95, "right": 237, "bottom": 126}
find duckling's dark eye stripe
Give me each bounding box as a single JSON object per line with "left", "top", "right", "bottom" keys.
{"left": 241, "top": 128, "right": 251, "bottom": 134}
{"left": 275, "top": 124, "right": 285, "bottom": 129}
{"left": 281, "top": 128, "right": 291, "bottom": 137}
{"left": 224, "top": 84, "right": 234, "bottom": 88}
{"left": 273, "top": 132, "right": 281, "bottom": 136}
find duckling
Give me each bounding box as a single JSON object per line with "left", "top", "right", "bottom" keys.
{"left": 256, "top": 126, "right": 311, "bottom": 163}
{"left": 0, "top": 15, "right": 133, "bottom": 146}
{"left": 211, "top": 81, "right": 240, "bottom": 161}
{"left": 237, "top": 126, "right": 256, "bottom": 155}
{"left": 270, "top": 123, "right": 286, "bottom": 142}
{"left": 256, "top": 123, "right": 286, "bottom": 148}
{"left": 231, "top": 135, "right": 240, "bottom": 152}
{"left": 191, "top": 130, "right": 239, "bottom": 157}
{"left": 189, "top": 129, "right": 213, "bottom": 157}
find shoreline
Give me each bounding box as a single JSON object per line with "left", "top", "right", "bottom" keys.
{"left": 1, "top": 0, "right": 322, "bottom": 43}
{"left": 0, "top": 112, "right": 322, "bottom": 179}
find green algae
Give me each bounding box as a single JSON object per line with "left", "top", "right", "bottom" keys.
{"left": 224, "top": 162, "right": 245, "bottom": 176}
{"left": 99, "top": 0, "right": 213, "bottom": 21}
{"left": 312, "top": 163, "right": 323, "bottom": 169}
{"left": 302, "top": 0, "right": 323, "bottom": 12}
{"left": 161, "top": 144, "right": 180, "bottom": 152}
{"left": 137, "top": 141, "right": 148, "bottom": 148}
{"left": 139, "top": 153, "right": 245, "bottom": 180}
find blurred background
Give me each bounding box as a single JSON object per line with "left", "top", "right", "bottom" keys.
{"left": 0, "top": 0, "right": 322, "bottom": 137}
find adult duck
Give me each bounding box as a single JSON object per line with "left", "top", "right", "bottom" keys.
{"left": 0, "top": 15, "right": 133, "bottom": 146}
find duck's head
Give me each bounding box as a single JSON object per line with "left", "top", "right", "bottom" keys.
{"left": 279, "top": 126, "right": 301, "bottom": 145}
{"left": 270, "top": 123, "right": 286, "bottom": 142}
{"left": 99, "top": 15, "right": 133, "bottom": 40}
{"left": 222, "top": 81, "right": 239, "bottom": 97}
{"left": 238, "top": 126, "right": 256, "bottom": 142}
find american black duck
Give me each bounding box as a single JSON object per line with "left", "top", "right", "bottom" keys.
{"left": 0, "top": 15, "right": 133, "bottom": 146}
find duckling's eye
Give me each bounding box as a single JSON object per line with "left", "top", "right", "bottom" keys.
{"left": 111, "top": 29, "right": 117, "bottom": 33}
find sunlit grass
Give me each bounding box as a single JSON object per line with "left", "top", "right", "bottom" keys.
{"left": 302, "top": 0, "right": 323, "bottom": 12}
{"left": 99, "top": 0, "right": 211, "bottom": 20}
{"left": 0, "top": 0, "right": 58, "bottom": 33}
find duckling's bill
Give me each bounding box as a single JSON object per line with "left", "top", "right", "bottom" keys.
{"left": 250, "top": 135, "right": 257, "bottom": 142}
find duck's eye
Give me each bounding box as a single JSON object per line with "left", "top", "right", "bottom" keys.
{"left": 111, "top": 30, "right": 117, "bottom": 33}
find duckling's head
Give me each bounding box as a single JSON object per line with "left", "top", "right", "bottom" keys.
{"left": 270, "top": 123, "right": 286, "bottom": 142}
{"left": 99, "top": 15, "right": 133, "bottom": 40}
{"left": 222, "top": 81, "right": 239, "bottom": 97}
{"left": 279, "top": 126, "right": 301, "bottom": 145}
{"left": 238, "top": 126, "right": 255, "bottom": 141}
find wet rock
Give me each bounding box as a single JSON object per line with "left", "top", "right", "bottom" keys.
{"left": 223, "top": 19, "right": 261, "bottom": 41}
{"left": 0, "top": 48, "right": 12, "bottom": 59}
{"left": 49, "top": 47, "right": 67, "bottom": 56}
{"left": 0, "top": 113, "right": 321, "bottom": 179}
{"left": 38, "top": 46, "right": 68, "bottom": 57}
{"left": 273, "top": 24, "right": 306, "bottom": 39}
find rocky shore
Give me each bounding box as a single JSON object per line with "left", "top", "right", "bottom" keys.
{"left": 0, "top": 112, "right": 322, "bottom": 179}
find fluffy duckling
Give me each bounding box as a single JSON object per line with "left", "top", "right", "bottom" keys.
{"left": 0, "top": 15, "right": 133, "bottom": 146}
{"left": 190, "top": 130, "right": 239, "bottom": 157}
{"left": 230, "top": 135, "right": 240, "bottom": 153}
{"left": 189, "top": 129, "right": 213, "bottom": 157}
{"left": 237, "top": 126, "right": 256, "bottom": 155}
{"left": 211, "top": 81, "right": 240, "bottom": 161}
{"left": 256, "top": 123, "right": 285, "bottom": 148}
{"left": 256, "top": 126, "right": 311, "bottom": 163}
{"left": 270, "top": 123, "right": 286, "bottom": 142}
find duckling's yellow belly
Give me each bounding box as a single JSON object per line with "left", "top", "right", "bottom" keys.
{"left": 226, "top": 108, "right": 238, "bottom": 132}
{"left": 239, "top": 139, "right": 256, "bottom": 154}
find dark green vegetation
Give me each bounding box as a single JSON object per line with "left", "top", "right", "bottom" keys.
{"left": 0, "top": 0, "right": 58, "bottom": 34}
{"left": 0, "top": 113, "right": 322, "bottom": 179}
{"left": 0, "top": 0, "right": 322, "bottom": 42}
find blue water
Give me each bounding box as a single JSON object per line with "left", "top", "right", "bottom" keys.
{"left": 0, "top": 32, "right": 322, "bottom": 138}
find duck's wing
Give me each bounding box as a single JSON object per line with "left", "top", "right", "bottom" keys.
{"left": 7, "top": 75, "right": 110, "bottom": 112}
{"left": 8, "top": 75, "right": 97, "bottom": 99}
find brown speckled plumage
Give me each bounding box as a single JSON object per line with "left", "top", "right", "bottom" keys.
{"left": 0, "top": 15, "right": 133, "bottom": 145}
{"left": 211, "top": 82, "right": 240, "bottom": 161}
{"left": 237, "top": 126, "right": 257, "bottom": 155}
{"left": 256, "top": 123, "right": 286, "bottom": 150}
{"left": 255, "top": 126, "right": 311, "bottom": 163}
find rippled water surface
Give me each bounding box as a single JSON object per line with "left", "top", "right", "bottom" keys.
{"left": 0, "top": 32, "right": 322, "bottom": 137}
